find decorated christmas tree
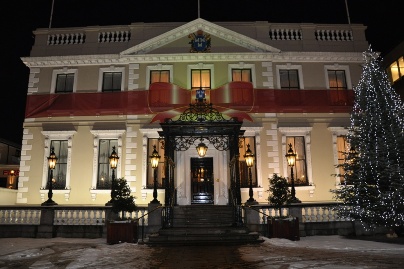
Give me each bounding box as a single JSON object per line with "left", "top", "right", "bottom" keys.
{"left": 332, "top": 48, "right": 404, "bottom": 233}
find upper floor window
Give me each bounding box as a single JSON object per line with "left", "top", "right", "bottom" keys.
{"left": 388, "top": 56, "right": 404, "bottom": 83}
{"left": 276, "top": 64, "right": 304, "bottom": 89}
{"left": 49, "top": 140, "right": 68, "bottom": 189}
{"left": 150, "top": 70, "right": 170, "bottom": 84}
{"left": 191, "top": 69, "right": 211, "bottom": 89}
{"left": 324, "top": 64, "right": 352, "bottom": 90}
{"left": 56, "top": 74, "right": 74, "bottom": 93}
{"left": 98, "top": 67, "right": 125, "bottom": 92}
{"left": 328, "top": 70, "right": 347, "bottom": 90}
{"left": 280, "top": 69, "right": 300, "bottom": 89}
{"left": 232, "top": 69, "right": 252, "bottom": 82}
{"left": 51, "top": 68, "right": 78, "bottom": 94}
{"left": 102, "top": 72, "right": 122, "bottom": 92}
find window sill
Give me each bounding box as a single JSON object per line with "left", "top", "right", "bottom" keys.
{"left": 89, "top": 189, "right": 111, "bottom": 201}
{"left": 141, "top": 188, "right": 165, "bottom": 201}
{"left": 40, "top": 189, "right": 71, "bottom": 202}
{"left": 292, "top": 185, "right": 316, "bottom": 197}
{"left": 240, "top": 187, "right": 265, "bottom": 199}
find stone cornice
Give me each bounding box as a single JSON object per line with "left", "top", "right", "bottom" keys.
{"left": 120, "top": 18, "right": 280, "bottom": 55}
{"left": 22, "top": 51, "right": 364, "bottom": 68}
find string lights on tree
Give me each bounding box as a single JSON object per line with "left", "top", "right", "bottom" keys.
{"left": 332, "top": 47, "right": 404, "bottom": 233}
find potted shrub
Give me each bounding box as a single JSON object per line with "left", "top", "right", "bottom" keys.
{"left": 267, "top": 173, "right": 300, "bottom": 241}
{"left": 107, "top": 178, "right": 138, "bottom": 244}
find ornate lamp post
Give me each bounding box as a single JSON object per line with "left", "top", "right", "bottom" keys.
{"left": 150, "top": 145, "right": 161, "bottom": 204}
{"left": 106, "top": 146, "right": 119, "bottom": 206}
{"left": 244, "top": 144, "right": 257, "bottom": 204}
{"left": 42, "top": 147, "right": 58, "bottom": 206}
{"left": 285, "top": 143, "right": 301, "bottom": 203}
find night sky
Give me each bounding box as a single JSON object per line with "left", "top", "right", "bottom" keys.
{"left": 3, "top": 0, "right": 403, "bottom": 144}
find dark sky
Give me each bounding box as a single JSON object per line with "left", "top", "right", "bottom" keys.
{"left": 3, "top": 0, "right": 403, "bottom": 144}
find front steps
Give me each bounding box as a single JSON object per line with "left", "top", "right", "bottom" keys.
{"left": 147, "top": 205, "right": 263, "bottom": 246}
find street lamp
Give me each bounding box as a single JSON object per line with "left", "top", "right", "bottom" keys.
{"left": 150, "top": 145, "right": 161, "bottom": 204}
{"left": 41, "top": 147, "right": 58, "bottom": 206}
{"left": 285, "top": 143, "right": 301, "bottom": 203}
{"left": 244, "top": 144, "right": 257, "bottom": 204}
{"left": 106, "top": 146, "right": 119, "bottom": 206}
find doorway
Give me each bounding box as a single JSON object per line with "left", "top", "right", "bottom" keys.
{"left": 191, "top": 157, "right": 214, "bottom": 204}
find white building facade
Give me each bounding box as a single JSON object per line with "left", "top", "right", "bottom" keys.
{"left": 17, "top": 19, "right": 368, "bottom": 206}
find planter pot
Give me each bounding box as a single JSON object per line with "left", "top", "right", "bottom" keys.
{"left": 268, "top": 217, "right": 300, "bottom": 241}
{"left": 107, "top": 221, "right": 138, "bottom": 244}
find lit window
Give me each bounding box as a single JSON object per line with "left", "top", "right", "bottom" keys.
{"left": 232, "top": 69, "right": 252, "bottom": 82}
{"left": 150, "top": 70, "right": 170, "bottom": 84}
{"left": 49, "top": 140, "right": 68, "bottom": 190}
{"left": 389, "top": 57, "right": 404, "bottom": 83}
{"left": 102, "top": 72, "right": 122, "bottom": 92}
{"left": 147, "top": 138, "right": 165, "bottom": 189}
{"left": 56, "top": 74, "right": 74, "bottom": 93}
{"left": 97, "top": 139, "right": 118, "bottom": 189}
{"left": 239, "top": 137, "right": 257, "bottom": 188}
{"left": 191, "top": 69, "right": 211, "bottom": 89}
{"left": 337, "top": 136, "right": 349, "bottom": 183}
{"left": 286, "top": 136, "right": 308, "bottom": 186}
{"left": 280, "top": 69, "right": 300, "bottom": 89}
{"left": 328, "top": 70, "right": 347, "bottom": 90}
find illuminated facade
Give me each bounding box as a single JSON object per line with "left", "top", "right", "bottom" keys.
{"left": 15, "top": 18, "right": 369, "bottom": 206}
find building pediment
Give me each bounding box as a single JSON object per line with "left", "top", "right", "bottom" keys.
{"left": 120, "top": 18, "right": 280, "bottom": 55}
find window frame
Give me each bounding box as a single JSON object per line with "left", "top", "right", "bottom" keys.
{"left": 324, "top": 64, "right": 352, "bottom": 90}
{"left": 146, "top": 64, "right": 173, "bottom": 90}
{"left": 98, "top": 66, "right": 125, "bottom": 92}
{"left": 276, "top": 64, "right": 304, "bottom": 89}
{"left": 90, "top": 129, "right": 125, "bottom": 199}
{"left": 51, "top": 68, "right": 78, "bottom": 93}
{"left": 40, "top": 131, "right": 76, "bottom": 201}
{"left": 187, "top": 63, "right": 214, "bottom": 89}
{"left": 328, "top": 127, "right": 349, "bottom": 185}
{"left": 228, "top": 63, "right": 256, "bottom": 87}
{"left": 279, "top": 127, "right": 314, "bottom": 189}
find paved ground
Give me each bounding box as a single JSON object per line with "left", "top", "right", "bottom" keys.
{"left": 0, "top": 235, "right": 404, "bottom": 268}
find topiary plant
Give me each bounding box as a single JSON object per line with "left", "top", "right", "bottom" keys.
{"left": 267, "top": 173, "right": 291, "bottom": 217}
{"left": 111, "top": 178, "right": 137, "bottom": 220}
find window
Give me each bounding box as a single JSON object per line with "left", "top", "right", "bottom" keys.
{"left": 49, "top": 140, "right": 68, "bottom": 189}
{"left": 98, "top": 67, "right": 125, "bottom": 92}
{"left": 232, "top": 69, "right": 252, "bottom": 82}
{"left": 239, "top": 137, "right": 257, "bottom": 188}
{"left": 191, "top": 69, "right": 211, "bottom": 89}
{"left": 286, "top": 136, "right": 308, "bottom": 186}
{"left": 147, "top": 138, "right": 165, "bottom": 189}
{"left": 388, "top": 56, "right": 404, "bottom": 83}
{"left": 328, "top": 70, "right": 347, "bottom": 90}
{"left": 56, "top": 74, "right": 74, "bottom": 93}
{"left": 276, "top": 64, "right": 304, "bottom": 89}
{"left": 41, "top": 130, "right": 76, "bottom": 201}
{"left": 279, "top": 69, "right": 300, "bottom": 89}
{"left": 336, "top": 135, "right": 351, "bottom": 184}
{"left": 97, "top": 139, "right": 118, "bottom": 189}
{"left": 150, "top": 70, "right": 170, "bottom": 84}
{"left": 102, "top": 72, "right": 122, "bottom": 92}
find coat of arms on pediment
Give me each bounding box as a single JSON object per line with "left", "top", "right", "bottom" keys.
{"left": 188, "top": 30, "right": 211, "bottom": 53}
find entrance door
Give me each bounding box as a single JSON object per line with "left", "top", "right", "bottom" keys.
{"left": 191, "top": 157, "right": 214, "bottom": 204}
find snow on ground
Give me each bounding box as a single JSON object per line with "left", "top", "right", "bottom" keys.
{"left": 0, "top": 236, "right": 404, "bottom": 268}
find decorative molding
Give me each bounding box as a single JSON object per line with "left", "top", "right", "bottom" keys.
{"left": 120, "top": 18, "right": 280, "bottom": 55}
{"left": 22, "top": 52, "right": 364, "bottom": 68}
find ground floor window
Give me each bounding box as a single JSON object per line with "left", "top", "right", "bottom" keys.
{"left": 239, "top": 137, "right": 257, "bottom": 188}
{"left": 97, "top": 139, "right": 118, "bottom": 189}
{"left": 49, "top": 140, "right": 68, "bottom": 189}
{"left": 286, "top": 136, "right": 308, "bottom": 186}
{"left": 147, "top": 138, "right": 165, "bottom": 189}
